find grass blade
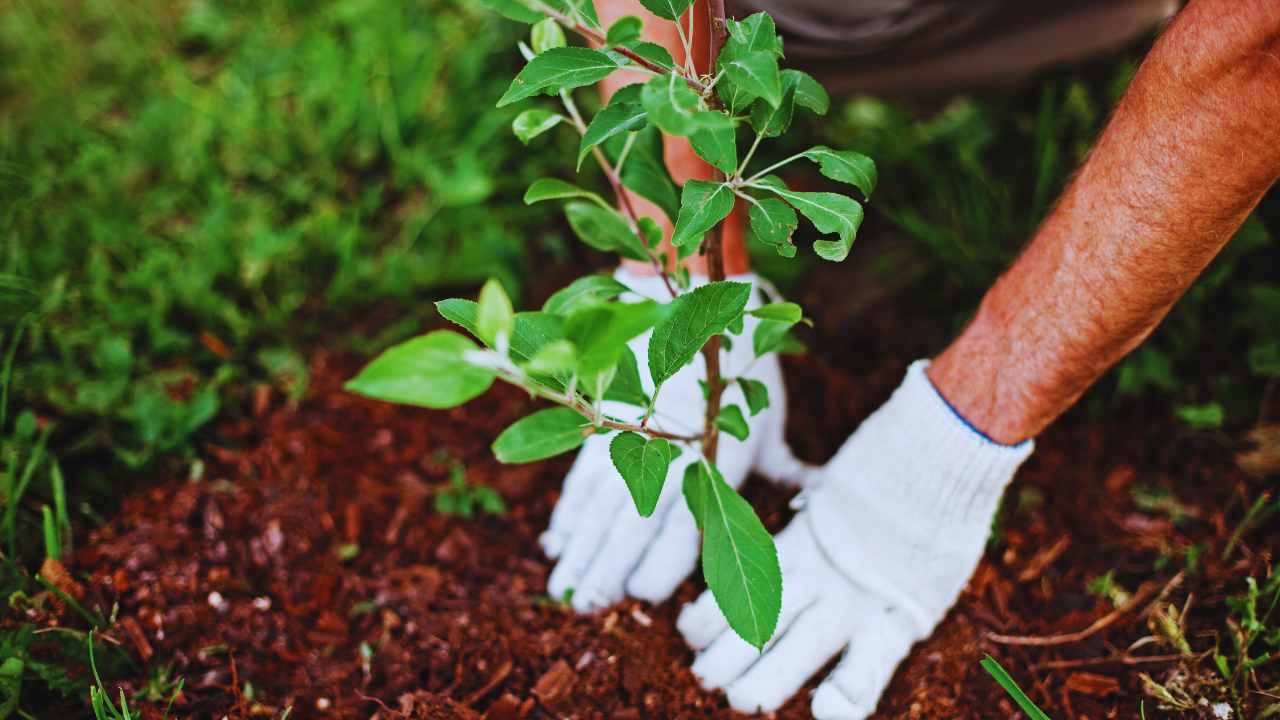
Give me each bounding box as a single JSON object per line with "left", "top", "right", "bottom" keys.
{"left": 981, "top": 655, "right": 1052, "bottom": 720}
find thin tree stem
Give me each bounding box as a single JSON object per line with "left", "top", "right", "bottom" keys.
{"left": 699, "top": 0, "right": 731, "bottom": 462}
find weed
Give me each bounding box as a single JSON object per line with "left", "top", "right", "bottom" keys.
{"left": 981, "top": 654, "right": 1052, "bottom": 720}
{"left": 436, "top": 462, "right": 506, "bottom": 519}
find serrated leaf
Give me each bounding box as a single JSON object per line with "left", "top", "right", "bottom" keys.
{"left": 747, "top": 302, "right": 801, "bottom": 324}
{"left": 800, "top": 146, "right": 876, "bottom": 198}
{"left": 723, "top": 13, "right": 781, "bottom": 58}
{"left": 603, "top": 345, "right": 650, "bottom": 407}
{"left": 493, "top": 407, "right": 591, "bottom": 463}
{"left": 641, "top": 73, "right": 699, "bottom": 137}
{"left": 498, "top": 47, "right": 624, "bottom": 107}
{"left": 605, "top": 15, "right": 643, "bottom": 45}
{"left": 723, "top": 52, "right": 781, "bottom": 108}
{"left": 688, "top": 111, "right": 736, "bottom": 174}
{"left": 671, "top": 180, "right": 734, "bottom": 247}
{"left": 542, "top": 275, "right": 632, "bottom": 315}
{"left": 791, "top": 70, "right": 829, "bottom": 115}
{"left": 683, "top": 460, "right": 781, "bottom": 650}
{"left": 752, "top": 319, "right": 804, "bottom": 357}
{"left": 476, "top": 278, "right": 515, "bottom": 348}
{"left": 564, "top": 202, "right": 649, "bottom": 261}
{"left": 739, "top": 378, "right": 769, "bottom": 416}
{"left": 649, "top": 281, "right": 752, "bottom": 387}
{"left": 579, "top": 102, "right": 647, "bottom": 168}
{"left": 544, "top": 0, "right": 601, "bottom": 27}
{"left": 610, "top": 82, "right": 645, "bottom": 104}
{"left": 345, "top": 331, "right": 495, "bottom": 409}
{"left": 748, "top": 70, "right": 797, "bottom": 137}
{"left": 747, "top": 198, "right": 797, "bottom": 257}
{"left": 714, "top": 404, "right": 749, "bottom": 441}
{"left": 638, "top": 216, "right": 663, "bottom": 249}
{"left": 476, "top": 0, "right": 543, "bottom": 24}
{"left": 727, "top": 312, "right": 744, "bottom": 335}
{"left": 565, "top": 299, "right": 669, "bottom": 383}
{"left": 436, "top": 300, "right": 567, "bottom": 365}
{"left": 617, "top": 125, "right": 680, "bottom": 222}
{"left": 610, "top": 432, "right": 673, "bottom": 516}
{"left": 527, "top": 339, "right": 578, "bottom": 373}
{"left": 626, "top": 41, "right": 674, "bottom": 70}
{"left": 513, "top": 110, "right": 564, "bottom": 144}
{"left": 766, "top": 188, "right": 864, "bottom": 261}
{"left": 525, "top": 178, "right": 609, "bottom": 209}
{"left": 636, "top": 0, "right": 694, "bottom": 22}
{"left": 531, "top": 18, "right": 567, "bottom": 54}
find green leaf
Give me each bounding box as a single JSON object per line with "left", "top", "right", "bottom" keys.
{"left": 345, "top": 331, "right": 495, "bottom": 409}
{"left": 723, "top": 52, "right": 781, "bottom": 108}
{"left": 603, "top": 345, "right": 651, "bottom": 407}
{"left": 609, "top": 432, "right": 673, "bottom": 516}
{"left": 636, "top": 0, "right": 694, "bottom": 22}
{"left": 524, "top": 178, "right": 609, "bottom": 209}
{"left": 649, "top": 281, "right": 752, "bottom": 387}
{"left": 739, "top": 378, "right": 769, "bottom": 416}
{"left": 638, "top": 216, "right": 663, "bottom": 249}
{"left": 714, "top": 404, "right": 749, "bottom": 441}
{"left": 747, "top": 302, "right": 801, "bottom": 324}
{"left": 764, "top": 188, "right": 864, "bottom": 261}
{"left": 605, "top": 15, "right": 643, "bottom": 45}
{"left": 641, "top": 73, "right": 700, "bottom": 137}
{"left": 747, "top": 198, "right": 797, "bottom": 257}
{"left": 544, "top": 0, "right": 601, "bottom": 28}
{"left": 476, "top": 278, "right": 515, "bottom": 348}
{"left": 543, "top": 275, "right": 633, "bottom": 315}
{"left": 626, "top": 41, "right": 674, "bottom": 70}
{"left": 800, "top": 146, "right": 877, "bottom": 198}
{"left": 727, "top": 312, "right": 744, "bottom": 335}
{"left": 513, "top": 110, "right": 564, "bottom": 145}
{"left": 476, "top": 0, "right": 543, "bottom": 24}
{"left": 528, "top": 339, "right": 578, "bottom": 373}
{"left": 493, "top": 407, "right": 592, "bottom": 463}
{"left": 565, "top": 300, "right": 669, "bottom": 383}
{"left": 752, "top": 320, "right": 804, "bottom": 357}
{"left": 531, "top": 18, "right": 567, "bottom": 54}
{"left": 688, "top": 111, "right": 737, "bottom": 174}
{"left": 723, "top": 13, "right": 782, "bottom": 58}
{"left": 671, "top": 180, "right": 734, "bottom": 247}
{"left": 791, "top": 70, "right": 829, "bottom": 115}
{"left": 748, "top": 71, "right": 797, "bottom": 137}
{"left": 437, "top": 300, "right": 567, "bottom": 365}
{"left": 683, "top": 460, "right": 781, "bottom": 650}
{"left": 565, "top": 202, "right": 649, "bottom": 261}
{"left": 718, "top": 76, "right": 756, "bottom": 116}
{"left": 616, "top": 125, "right": 680, "bottom": 222}
{"left": 980, "top": 656, "right": 1053, "bottom": 720}
{"left": 579, "top": 102, "right": 647, "bottom": 168}
{"left": 498, "top": 47, "right": 625, "bottom": 107}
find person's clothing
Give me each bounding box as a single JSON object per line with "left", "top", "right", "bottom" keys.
{"left": 722, "top": 0, "right": 1181, "bottom": 93}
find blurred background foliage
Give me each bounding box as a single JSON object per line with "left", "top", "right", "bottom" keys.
{"left": 0, "top": 0, "right": 1278, "bottom": 703}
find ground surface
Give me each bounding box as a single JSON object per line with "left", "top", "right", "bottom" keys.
{"left": 26, "top": 242, "right": 1280, "bottom": 719}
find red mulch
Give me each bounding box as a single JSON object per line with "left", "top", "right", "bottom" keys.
{"left": 23, "top": 244, "right": 1280, "bottom": 720}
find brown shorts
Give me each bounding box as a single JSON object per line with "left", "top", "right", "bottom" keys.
{"left": 722, "top": 0, "right": 1181, "bottom": 94}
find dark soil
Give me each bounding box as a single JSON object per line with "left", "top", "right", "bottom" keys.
{"left": 27, "top": 236, "right": 1280, "bottom": 719}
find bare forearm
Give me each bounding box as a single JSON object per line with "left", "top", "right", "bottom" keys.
{"left": 930, "top": 0, "right": 1280, "bottom": 444}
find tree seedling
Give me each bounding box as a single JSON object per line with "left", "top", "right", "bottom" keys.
{"left": 436, "top": 462, "right": 507, "bottom": 519}
{"left": 346, "top": 0, "right": 875, "bottom": 649}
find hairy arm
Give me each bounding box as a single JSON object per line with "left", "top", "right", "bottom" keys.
{"left": 929, "top": 0, "right": 1280, "bottom": 445}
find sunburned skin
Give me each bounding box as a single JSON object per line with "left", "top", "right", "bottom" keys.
{"left": 929, "top": 0, "right": 1280, "bottom": 444}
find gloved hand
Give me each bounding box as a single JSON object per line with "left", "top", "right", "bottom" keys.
{"left": 677, "top": 361, "right": 1034, "bottom": 719}
{"left": 540, "top": 267, "right": 815, "bottom": 613}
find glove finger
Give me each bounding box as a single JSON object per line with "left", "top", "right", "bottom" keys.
{"left": 675, "top": 587, "right": 727, "bottom": 651}
{"left": 570, "top": 452, "right": 695, "bottom": 611}
{"left": 545, "top": 473, "right": 628, "bottom": 607}
{"left": 688, "top": 570, "right": 820, "bottom": 691}
{"left": 810, "top": 605, "right": 919, "bottom": 720}
{"left": 723, "top": 594, "right": 860, "bottom": 714}
{"left": 624, "top": 455, "right": 703, "bottom": 603}
{"left": 541, "top": 435, "right": 613, "bottom": 558}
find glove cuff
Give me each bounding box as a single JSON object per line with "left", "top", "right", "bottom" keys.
{"left": 804, "top": 360, "right": 1033, "bottom": 633}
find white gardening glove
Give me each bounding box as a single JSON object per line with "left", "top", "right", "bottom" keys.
{"left": 677, "top": 360, "right": 1034, "bottom": 719}
{"left": 540, "top": 267, "right": 816, "bottom": 613}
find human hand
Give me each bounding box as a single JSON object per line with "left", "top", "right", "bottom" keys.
{"left": 678, "top": 361, "right": 1034, "bottom": 718}
{"left": 540, "top": 268, "right": 815, "bottom": 613}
